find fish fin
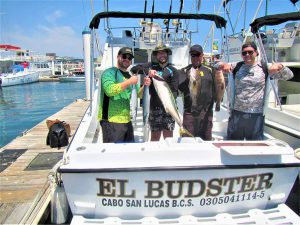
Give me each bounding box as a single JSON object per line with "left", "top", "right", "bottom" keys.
{"left": 179, "top": 127, "right": 194, "bottom": 137}
{"left": 215, "top": 103, "right": 220, "bottom": 111}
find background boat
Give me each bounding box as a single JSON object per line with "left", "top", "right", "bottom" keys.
{"left": 59, "top": 74, "right": 85, "bottom": 82}
{"left": 0, "top": 44, "right": 51, "bottom": 86}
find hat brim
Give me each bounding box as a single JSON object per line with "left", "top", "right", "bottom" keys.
{"left": 153, "top": 49, "right": 172, "bottom": 55}
{"left": 119, "top": 52, "right": 134, "bottom": 58}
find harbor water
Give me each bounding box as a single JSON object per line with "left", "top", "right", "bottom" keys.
{"left": 0, "top": 82, "right": 86, "bottom": 148}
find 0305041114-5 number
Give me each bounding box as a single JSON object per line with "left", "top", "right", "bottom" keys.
{"left": 199, "top": 191, "right": 265, "bottom": 206}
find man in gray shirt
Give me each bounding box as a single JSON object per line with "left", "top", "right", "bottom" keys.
{"left": 216, "top": 42, "right": 293, "bottom": 140}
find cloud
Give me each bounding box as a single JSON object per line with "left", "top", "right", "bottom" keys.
{"left": 5, "top": 24, "right": 83, "bottom": 58}
{"left": 46, "top": 10, "right": 64, "bottom": 24}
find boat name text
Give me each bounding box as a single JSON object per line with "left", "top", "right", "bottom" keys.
{"left": 96, "top": 172, "right": 273, "bottom": 199}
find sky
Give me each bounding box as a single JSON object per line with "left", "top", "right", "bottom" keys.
{"left": 0, "top": 0, "right": 298, "bottom": 59}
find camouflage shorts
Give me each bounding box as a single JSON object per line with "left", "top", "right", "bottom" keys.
{"left": 149, "top": 106, "right": 175, "bottom": 131}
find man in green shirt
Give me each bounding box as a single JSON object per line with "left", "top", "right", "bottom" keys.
{"left": 98, "top": 47, "right": 150, "bottom": 143}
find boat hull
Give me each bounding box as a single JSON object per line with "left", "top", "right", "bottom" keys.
{"left": 0, "top": 71, "right": 39, "bottom": 87}
{"left": 59, "top": 76, "right": 85, "bottom": 82}
{"left": 61, "top": 165, "right": 299, "bottom": 219}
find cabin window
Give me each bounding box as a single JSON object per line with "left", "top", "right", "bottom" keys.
{"left": 134, "top": 49, "right": 148, "bottom": 64}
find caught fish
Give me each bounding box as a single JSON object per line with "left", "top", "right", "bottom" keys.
{"left": 214, "top": 70, "right": 225, "bottom": 111}
{"left": 142, "top": 84, "right": 150, "bottom": 141}
{"left": 189, "top": 67, "right": 202, "bottom": 114}
{"left": 152, "top": 75, "right": 193, "bottom": 137}
{"left": 130, "top": 83, "right": 138, "bottom": 124}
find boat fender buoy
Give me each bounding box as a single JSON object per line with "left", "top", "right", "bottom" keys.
{"left": 295, "top": 148, "right": 300, "bottom": 160}
{"left": 51, "top": 183, "right": 69, "bottom": 224}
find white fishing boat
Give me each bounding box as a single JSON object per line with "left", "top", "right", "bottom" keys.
{"left": 52, "top": 5, "right": 300, "bottom": 224}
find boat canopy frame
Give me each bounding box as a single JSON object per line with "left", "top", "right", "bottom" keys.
{"left": 250, "top": 12, "right": 300, "bottom": 33}
{"left": 89, "top": 11, "right": 227, "bottom": 30}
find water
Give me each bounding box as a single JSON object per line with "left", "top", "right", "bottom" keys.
{"left": 0, "top": 82, "right": 86, "bottom": 148}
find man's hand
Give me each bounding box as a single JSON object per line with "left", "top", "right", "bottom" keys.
{"left": 148, "top": 69, "right": 157, "bottom": 77}
{"left": 144, "top": 77, "right": 151, "bottom": 86}
{"left": 269, "top": 63, "right": 283, "bottom": 75}
{"left": 129, "top": 75, "right": 138, "bottom": 85}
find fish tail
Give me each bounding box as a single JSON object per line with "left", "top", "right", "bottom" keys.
{"left": 179, "top": 127, "right": 194, "bottom": 137}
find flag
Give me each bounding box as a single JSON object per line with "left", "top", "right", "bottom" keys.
{"left": 213, "top": 40, "right": 219, "bottom": 51}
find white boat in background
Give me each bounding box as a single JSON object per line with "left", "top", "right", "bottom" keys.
{"left": 52, "top": 6, "right": 300, "bottom": 224}
{"left": 0, "top": 44, "right": 52, "bottom": 86}
{"left": 0, "top": 60, "right": 39, "bottom": 87}
{"left": 0, "top": 44, "right": 52, "bottom": 78}
{"left": 59, "top": 74, "right": 85, "bottom": 82}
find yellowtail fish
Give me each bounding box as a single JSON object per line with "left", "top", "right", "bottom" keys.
{"left": 152, "top": 75, "right": 193, "bottom": 137}
{"left": 130, "top": 78, "right": 138, "bottom": 124}
{"left": 214, "top": 70, "right": 225, "bottom": 111}
{"left": 142, "top": 80, "right": 151, "bottom": 142}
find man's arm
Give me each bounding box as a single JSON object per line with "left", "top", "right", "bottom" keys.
{"left": 268, "top": 63, "right": 294, "bottom": 80}
{"left": 214, "top": 62, "right": 232, "bottom": 73}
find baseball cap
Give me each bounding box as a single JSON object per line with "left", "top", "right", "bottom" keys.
{"left": 189, "top": 44, "right": 203, "bottom": 54}
{"left": 241, "top": 42, "right": 258, "bottom": 51}
{"left": 118, "top": 47, "right": 134, "bottom": 58}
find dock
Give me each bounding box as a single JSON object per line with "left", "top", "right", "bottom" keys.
{"left": 39, "top": 76, "right": 60, "bottom": 82}
{"left": 0, "top": 99, "right": 89, "bottom": 225}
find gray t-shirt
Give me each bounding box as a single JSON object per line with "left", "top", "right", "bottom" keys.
{"left": 231, "top": 62, "right": 293, "bottom": 113}
{"left": 233, "top": 63, "right": 266, "bottom": 113}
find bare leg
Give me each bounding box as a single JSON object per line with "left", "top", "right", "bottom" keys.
{"left": 163, "top": 130, "right": 173, "bottom": 139}
{"left": 151, "top": 131, "right": 162, "bottom": 141}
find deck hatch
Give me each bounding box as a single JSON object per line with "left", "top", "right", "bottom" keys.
{"left": 0, "top": 149, "right": 27, "bottom": 172}
{"left": 25, "top": 152, "right": 63, "bottom": 171}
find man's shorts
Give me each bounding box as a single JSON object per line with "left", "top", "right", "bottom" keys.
{"left": 149, "top": 106, "right": 175, "bottom": 131}
{"left": 227, "top": 110, "right": 264, "bottom": 140}
{"left": 100, "top": 120, "right": 134, "bottom": 143}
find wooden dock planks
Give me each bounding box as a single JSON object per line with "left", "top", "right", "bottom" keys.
{"left": 0, "top": 99, "right": 89, "bottom": 225}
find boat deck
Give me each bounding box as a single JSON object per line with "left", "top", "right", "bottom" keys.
{"left": 0, "top": 99, "right": 89, "bottom": 225}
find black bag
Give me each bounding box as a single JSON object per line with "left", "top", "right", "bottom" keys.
{"left": 46, "top": 122, "right": 69, "bottom": 148}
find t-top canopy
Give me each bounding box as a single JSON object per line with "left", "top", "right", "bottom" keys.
{"left": 250, "top": 12, "right": 300, "bottom": 33}
{"left": 89, "top": 11, "right": 227, "bottom": 30}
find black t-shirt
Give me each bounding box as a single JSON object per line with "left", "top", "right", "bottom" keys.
{"left": 178, "top": 64, "right": 216, "bottom": 113}
{"left": 136, "top": 63, "right": 179, "bottom": 109}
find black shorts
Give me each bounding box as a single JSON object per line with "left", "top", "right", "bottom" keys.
{"left": 227, "top": 110, "right": 264, "bottom": 140}
{"left": 100, "top": 120, "right": 134, "bottom": 143}
{"left": 148, "top": 106, "right": 175, "bottom": 131}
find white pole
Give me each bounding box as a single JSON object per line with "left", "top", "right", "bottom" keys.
{"left": 82, "top": 28, "right": 93, "bottom": 101}
{"left": 51, "top": 60, "right": 55, "bottom": 76}
{"left": 60, "top": 61, "right": 63, "bottom": 75}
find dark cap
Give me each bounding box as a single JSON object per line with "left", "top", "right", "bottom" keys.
{"left": 118, "top": 47, "right": 134, "bottom": 58}
{"left": 241, "top": 42, "right": 257, "bottom": 51}
{"left": 189, "top": 44, "right": 203, "bottom": 54}
{"left": 153, "top": 44, "right": 172, "bottom": 55}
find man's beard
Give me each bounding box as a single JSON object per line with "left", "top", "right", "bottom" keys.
{"left": 158, "top": 57, "right": 167, "bottom": 64}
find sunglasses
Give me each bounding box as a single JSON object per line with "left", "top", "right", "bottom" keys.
{"left": 121, "top": 54, "right": 133, "bottom": 60}
{"left": 191, "top": 53, "right": 201, "bottom": 57}
{"left": 242, "top": 51, "right": 254, "bottom": 56}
